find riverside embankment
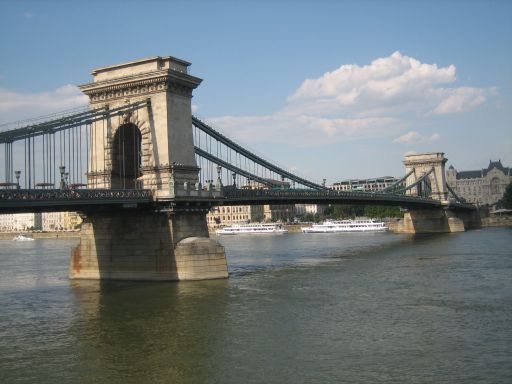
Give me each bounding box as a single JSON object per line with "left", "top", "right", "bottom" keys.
{"left": 0, "top": 231, "right": 80, "bottom": 240}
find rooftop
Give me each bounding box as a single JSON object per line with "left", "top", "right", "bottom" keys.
{"left": 451, "top": 160, "right": 511, "bottom": 179}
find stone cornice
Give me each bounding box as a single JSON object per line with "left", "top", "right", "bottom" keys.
{"left": 405, "top": 161, "right": 439, "bottom": 167}
{"left": 79, "top": 70, "right": 202, "bottom": 103}
{"left": 404, "top": 160, "right": 447, "bottom": 168}
{"left": 140, "top": 164, "right": 200, "bottom": 173}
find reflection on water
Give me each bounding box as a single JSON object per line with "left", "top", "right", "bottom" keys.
{"left": 0, "top": 228, "right": 511, "bottom": 383}
{"left": 69, "top": 279, "right": 230, "bottom": 383}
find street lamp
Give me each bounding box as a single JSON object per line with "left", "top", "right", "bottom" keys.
{"left": 14, "top": 170, "right": 21, "bottom": 189}
{"left": 216, "top": 165, "right": 223, "bottom": 189}
{"left": 232, "top": 172, "right": 236, "bottom": 187}
{"left": 216, "top": 165, "right": 222, "bottom": 180}
{"left": 59, "top": 166, "right": 66, "bottom": 189}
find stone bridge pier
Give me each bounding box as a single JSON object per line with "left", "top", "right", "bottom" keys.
{"left": 391, "top": 208, "right": 481, "bottom": 234}
{"left": 392, "top": 152, "right": 481, "bottom": 234}
{"left": 70, "top": 208, "right": 227, "bottom": 281}
{"left": 70, "top": 56, "right": 227, "bottom": 281}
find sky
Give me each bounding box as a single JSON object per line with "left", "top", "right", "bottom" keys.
{"left": 0, "top": 0, "right": 511, "bottom": 184}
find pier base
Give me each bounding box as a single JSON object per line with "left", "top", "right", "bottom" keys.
{"left": 391, "top": 208, "right": 481, "bottom": 234}
{"left": 69, "top": 210, "right": 228, "bottom": 281}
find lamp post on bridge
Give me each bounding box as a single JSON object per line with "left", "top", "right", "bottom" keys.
{"left": 59, "top": 166, "right": 67, "bottom": 189}
{"left": 216, "top": 165, "right": 223, "bottom": 190}
{"left": 14, "top": 170, "right": 21, "bottom": 189}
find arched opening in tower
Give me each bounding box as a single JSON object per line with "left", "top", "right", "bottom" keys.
{"left": 111, "top": 123, "right": 142, "bottom": 189}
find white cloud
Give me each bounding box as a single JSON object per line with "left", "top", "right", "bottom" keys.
{"left": 0, "top": 85, "right": 89, "bottom": 124}
{"left": 209, "top": 113, "right": 406, "bottom": 147}
{"left": 0, "top": 52, "right": 492, "bottom": 149}
{"left": 393, "top": 131, "right": 440, "bottom": 144}
{"left": 290, "top": 51, "right": 455, "bottom": 103}
{"left": 208, "top": 52, "right": 491, "bottom": 147}
{"left": 432, "top": 87, "right": 486, "bottom": 114}
{"left": 287, "top": 51, "right": 489, "bottom": 118}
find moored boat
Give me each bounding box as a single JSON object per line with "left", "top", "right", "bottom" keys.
{"left": 301, "top": 219, "right": 387, "bottom": 233}
{"left": 215, "top": 223, "right": 288, "bottom": 235}
{"left": 12, "top": 235, "right": 35, "bottom": 241}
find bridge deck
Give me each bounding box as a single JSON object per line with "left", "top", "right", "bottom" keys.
{"left": 0, "top": 188, "right": 475, "bottom": 214}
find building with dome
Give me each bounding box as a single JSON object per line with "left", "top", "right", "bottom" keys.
{"left": 446, "top": 160, "right": 512, "bottom": 207}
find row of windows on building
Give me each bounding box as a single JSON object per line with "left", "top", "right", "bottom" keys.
{"left": 330, "top": 177, "right": 399, "bottom": 192}
{"left": 217, "top": 206, "right": 250, "bottom": 214}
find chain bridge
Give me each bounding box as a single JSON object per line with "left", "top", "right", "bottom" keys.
{"left": 0, "top": 56, "right": 480, "bottom": 281}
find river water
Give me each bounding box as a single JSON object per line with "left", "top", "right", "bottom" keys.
{"left": 0, "top": 228, "right": 511, "bottom": 383}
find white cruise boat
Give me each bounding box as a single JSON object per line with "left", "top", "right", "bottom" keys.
{"left": 215, "top": 223, "right": 288, "bottom": 235}
{"left": 301, "top": 219, "right": 387, "bottom": 233}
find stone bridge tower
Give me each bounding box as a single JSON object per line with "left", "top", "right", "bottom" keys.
{"left": 394, "top": 152, "right": 480, "bottom": 234}
{"left": 79, "top": 56, "right": 201, "bottom": 197}
{"left": 403, "top": 152, "right": 448, "bottom": 204}
{"left": 71, "top": 57, "right": 228, "bottom": 281}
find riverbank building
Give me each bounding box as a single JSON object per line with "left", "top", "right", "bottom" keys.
{"left": 446, "top": 160, "right": 511, "bottom": 207}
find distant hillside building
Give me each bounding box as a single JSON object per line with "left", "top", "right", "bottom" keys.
{"left": 295, "top": 204, "right": 327, "bottom": 216}
{"left": 0, "top": 212, "right": 82, "bottom": 232}
{"left": 206, "top": 202, "right": 295, "bottom": 228}
{"left": 42, "top": 212, "right": 83, "bottom": 231}
{"left": 329, "top": 176, "right": 399, "bottom": 192}
{"left": 446, "top": 160, "right": 512, "bottom": 207}
{"left": 206, "top": 179, "right": 295, "bottom": 228}
{"left": 0, "top": 213, "right": 42, "bottom": 232}
{"left": 207, "top": 205, "right": 264, "bottom": 228}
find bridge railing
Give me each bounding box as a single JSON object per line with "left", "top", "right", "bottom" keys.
{"left": 0, "top": 188, "right": 153, "bottom": 202}
{"left": 221, "top": 187, "right": 441, "bottom": 204}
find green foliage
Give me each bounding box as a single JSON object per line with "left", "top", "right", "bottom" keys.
{"left": 323, "top": 205, "right": 334, "bottom": 216}
{"left": 324, "top": 205, "right": 364, "bottom": 219}
{"left": 323, "top": 204, "right": 401, "bottom": 219}
{"left": 362, "top": 205, "right": 402, "bottom": 218}
{"left": 502, "top": 182, "right": 512, "bottom": 209}
{"left": 296, "top": 204, "right": 402, "bottom": 222}
{"left": 301, "top": 213, "right": 322, "bottom": 223}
